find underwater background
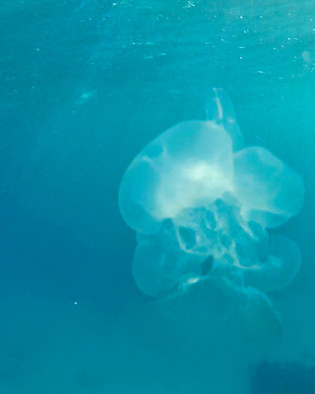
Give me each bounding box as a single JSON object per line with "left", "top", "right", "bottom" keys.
{"left": 0, "top": 0, "right": 314, "bottom": 392}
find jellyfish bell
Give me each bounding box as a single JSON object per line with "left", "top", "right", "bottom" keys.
{"left": 118, "top": 88, "right": 304, "bottom": 339}
{"left": 119, "top": 119, "right": 234, "bottom": 234}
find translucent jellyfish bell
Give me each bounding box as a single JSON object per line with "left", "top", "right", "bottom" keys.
{"left": 118, "top": 88, "right": 304, "bottom": 337}
{"left": 119, "top": 120, "right": 234, "bottom": 234}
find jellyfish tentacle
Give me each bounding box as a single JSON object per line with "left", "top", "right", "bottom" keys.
{"left": 205, "top": 88, "right": 244, "bottom": 151}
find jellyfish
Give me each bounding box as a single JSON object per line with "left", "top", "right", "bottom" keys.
{"left": 118, "top": 88, "right": 304, "bottom": 329}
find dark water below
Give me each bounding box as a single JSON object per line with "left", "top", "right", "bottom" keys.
{"left": 0, "top": 0, "right": 314, "bottom": 392}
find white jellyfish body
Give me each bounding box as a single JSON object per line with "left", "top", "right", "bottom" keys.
{"left": 118, "top": 88, "right": 304, "bottom": 323}
{"left": 119, "top": 120, "right": 234, "bottom": 235}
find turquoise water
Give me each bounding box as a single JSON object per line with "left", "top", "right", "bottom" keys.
{"left": 0, "top": 0, "right": 314, "bottom": 392}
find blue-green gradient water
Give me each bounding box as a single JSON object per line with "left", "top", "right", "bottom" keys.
{"left": 0, "top": 0, "right": 314, "bottom": 393}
